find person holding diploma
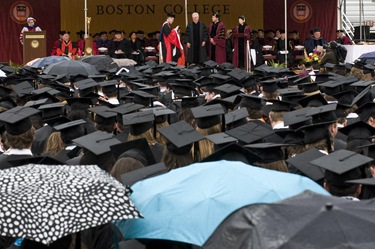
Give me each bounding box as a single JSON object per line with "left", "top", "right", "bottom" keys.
{"left": 232, "top": 15, "right": 252, "bottom": 68}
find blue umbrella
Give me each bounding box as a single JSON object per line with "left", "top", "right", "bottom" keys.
{"left": 358, "top": 51, "right": 375, "bottom": 61}
{"left": 116, "top": 160, "right": 329, "bottom": 246}
{"left": 31, "top": 56, "right": 71, "bottom": 68}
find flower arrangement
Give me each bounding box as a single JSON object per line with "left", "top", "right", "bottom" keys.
{"left": 303, "top": 49, "right": 324, "bottom": 64}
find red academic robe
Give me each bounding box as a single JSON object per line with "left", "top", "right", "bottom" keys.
{"left": 161, "top": 22, "right": 185, "bottom": 64}
{"left": 208, "top": 21, "right": 226, "bottom": 64}
{"left": 56, "top": 40, "right": 78, "bottom": 58}
{"left": 232, "top": 24, "right": 252, "bottom": 68}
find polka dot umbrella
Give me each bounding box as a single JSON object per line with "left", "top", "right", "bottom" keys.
{"left": 0, "top": 164, "right": 141, "bottom": 245}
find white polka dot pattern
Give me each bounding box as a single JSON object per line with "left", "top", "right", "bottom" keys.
{"left": 0, "top": 164, "right": 141, "bottom": 245}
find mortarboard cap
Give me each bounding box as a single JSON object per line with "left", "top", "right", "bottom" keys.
{"left": 298, "top": 93, "right": 327, "bottom": 108}
{"left": 338, "top": 121, "right": 375, "bottom": 142}
{"left": 65, "top": 97, "right": 93, "bottom": 110}
{"left": 24, "top": 98, "right": 50, "bottom": 108}
{"left": 125, "top": 90, "right": 156, "bottom": 106}
{"left": 319, "top": 80, "right": 343, "bottom": 96}
{"left": 286, "top": 148, "right": 326, "bottom": 181}
{"left": 122, "top": 110, "right": 154, "bottom": 135}
{"left": 306, "top": 103, "right": 337, "bottom": 124}
{"left": 72, "top": 130, "right": 121, "bottom": 155}
{"left": 355, "top": 102, "right": 375, "bottom": 122}
{"left": 260, "top": 80, "right": 279, "bottom": 93}
{"left": 245, "top": 142, "right": 288, "bottom": 163}
{"left": 89, "top": 106, "right": 117, "bottom": 126}
{"left": 111, "top": 102, "right": 143, "bottom": 116}
{"left": 206, "top": 132, "right": 237, "bottom": 148}
{"left": 225, "top": 108, "right": 249, "bottom": 130}
{"left": 191, "top": 104, "right": 225, "bottom": 129}
{"left": 73, "top": 78, "right": 98, "bottom": 96}
{"left": 225, "top": 121, "right": 275, "bottom": 144}
{"left": 228, "top": 68, "right": 250, "bottom": 82}
{"left": 53, "top": 119, "right": 86, "bottom": 132}
{"left": 214, "top": 84, "right": 241, "bottom": 98}
{"left": 110, "top": 138, "right": 156, "bottom": 165}
{"left": 278, "top": 87, "right": 303, "bottom": 96}
{"left": 181, "top": 97, "right": 200, "bottom": 108}
{"left": 239, "top": 94, "right": 263, "bottom": 110}
{"left": 201, "top": 142, "right": 261, "bottom": 164}
{"left": 297, "top": 122, "right": 331, "bottom": 144}
{"left": 203, "top": 60, "right": 218, "bottom": 68}
{"left": 311, "top": 149, "right": 373, "bottom": 187}
{"left": 283, "top": 107, "right": 312, "bottom": 129}
{"left": 267, "top": 99, "right": 294, "bottom": 112}
{"left": 158, "top": 120, "right": 204, "bottom": 153}
{"left": 12, "top": 81, "right": 34, "bottom": 97}
{"left": 298, "top": 82, "right": 319, "bottom": 94}
{"left": 0, "top": 106, "right": 40, "bottom": 135}
{"left": 120, "top": 162, "right": 167, "bottom": 186}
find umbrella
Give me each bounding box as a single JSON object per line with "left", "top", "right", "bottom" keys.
{"left": 30, "top": 56, "right": 71, "bottom": 68}
{"left": 204, "top": 190, "right": 375, "bottom": 249}
{"left": 78, "top": 55, "right": 118, "bottom": 72}
{"left": 358, "top": 51, "right": 375, "bottom": 61}
{"left": 116, "top": 160, "right": 329, "bottom": 246}
{"left": 0, "top": 164, "right": 141, "bottom": 245}
{"left": 43, "top": 60, "right": 99, "bottom": 77}
{"left": 0, "top": 69, "right": 6, "bottom": 77}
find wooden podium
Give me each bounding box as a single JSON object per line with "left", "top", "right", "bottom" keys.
{"left": 23, "top": 31, "right": 47, "bottom": 64}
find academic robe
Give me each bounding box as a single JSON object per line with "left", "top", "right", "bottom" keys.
{"left": 232, "top": 24, "right": 252, "bottom": 68}
{"left": 161, "top": 23, "right": 185, "bottom": 65}
{"left": 304, "top": 37, "right": 327, "bottom": 54}
{"left": 108, "top": 39, "right": 131, "bottom": 59}
{"left": 56, "top": 40, "right": 78, "bottom": 57}
{"left": 208, "top": 21, "right": 226, "bottom": 64}
{"left": 185, "top": 21, "right": 208, "bottom": 64}
{"left": 0, "top": 154, "right": 34, "bottom": 170}
{"left": 31, "top": 125, "right": 53, "bottom": 156}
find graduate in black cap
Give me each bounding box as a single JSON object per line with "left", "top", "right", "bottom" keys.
{"left": 0, "top": 106, "right": 40, "bottom": 169}
{"left": 208, "top": 12, "right": 226, "bottom": 64}
{"left": 160, "top": 13, "right": 180, "bottom": 63}
{"left": 232, "top": 15, "right": 251, "bottom": 68}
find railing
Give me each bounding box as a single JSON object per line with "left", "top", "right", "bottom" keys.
{"left": 342, "top": 11, "right": 355, "bottom": 40}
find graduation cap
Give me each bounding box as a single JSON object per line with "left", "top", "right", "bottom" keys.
{"left": 298, "top": 93, "right": 328, "bottom": 108}
{"left": 203, "top": 60, "right": 218, "bottom": 68}
{"left": 278, "top": 87, "right": 303, "bottom": 97}
{"left": 170, "top": 83, "right": 197, "bottom": 97}
{"left": 12, "top": 81, "right": 34, "bottom": 97}
{"left": 350, "top": 80, "right": 375, "bottom": 93}
{"left": 122, "top": 110, "right": 154, "bottom": 135}
{"left": 73, "top": 78, "right": 98, "bottom": 96}
{"left": 311, "top": 149, "right": 373, "bottom": 188}
{"left": 0, "top": 106, "right": 40, "bottom": 135}
{"left": 38, "top": 102, "right": 66, "bottom": 119}
{"left": 158, "top": 120, "right": 204, "bottom": 154}
{"left": 120, "top": 162, "right": 167, "bottom": 186}
{"left": 298, "top": 82, "right": 319, "bottom": 94}
{"left": 72, "top": 130, "right": 121, "bottom": 155}
{"left": 355, "top": 102, "right": 375, "bottom": 122}
{"left": 0, "top": 96, "right": 17, "bottom": 110}
{"left": 53, "top": 119, "right": 86, "bottom": 133}
{"left": 201, "top": 142, "right": 261, "bottom": 164}
{"left": 65, "top": 97, "right": 93, "bottom": 110}
{"left": 228, "top": 68, "right": 250, "bottom": 82}
{"left": 206, "top": 132, "right": 238, "bottom": 150}
{"left": 125, "top": 90, "right": 156, "bottom": 106}
{"left": 331, "top": 90, "right": 357, "bottom": 107}
{"left": 29, "top": 91, "right": 60, "bottom": 104}
{"left": 239, "top": 94, "right": 263, "bottom": 110}
{"left": 245, "top": 143, "right": 288, "bottom": 164}
{"left": 89, "top": 106, "right": 117, "bottom": 126}
{"left": 225, "top": 108, "right": 249, "bottom": 130}
{"left": 24, "top": 98, "right": 50, "bottom": 108}
{"left": 99, "top": 80, "right": 118, "bottom": 94}
{"left": 32, "top": 86, "right": 60, "bottom": 96}
{"left": 296, "top": 122, "right": 331, "bottom": 145}
{"left": 111, "top": 102, "right": 143, "bottom": 115}
{"left": 319, "top": 81, "right": 344, "bottom": 96}
{"left": 191, "top": 104, "right": 225, "bottom": 129}
{"left": 214, "top": 84, "right": 241, "bottom": 98}
{"left": 283, "top": 107, "right": 312, "bottom": 129}
{"left": 110, "top": 138, "right": 156, "bottom": 165}
{"left": 267, "top": 99, "right": 294, "bottom": 112}
{"left": 260, "top": 80, "right": 279, "bottom": 93}
{"left": 339, "top": 121, "right": 375, "bottom": 142}
{"left": 225, "top": 121, "right": 275, "bottom": 144}
{"left": 306, "top": 103, "right": 337, "bottom": 124}
{"left": 181, "top": 97, "right": 200, "bottom": 108}
{"left": 211, "top": 73, "right": 231, "bottom": 84}
{"left": 286, "top": 148, "right": 326, "bottom": 181}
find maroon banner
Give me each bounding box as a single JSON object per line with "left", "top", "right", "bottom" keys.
{"left": 0, "top": 0, "right": 61, "bottom": 65}
{"left": 263, "top": 0, "right": 337, "bottom": 43}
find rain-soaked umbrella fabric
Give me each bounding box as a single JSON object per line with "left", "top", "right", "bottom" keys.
{"left": 116, "top": 160, "right": 329, "bottom": 246}
{"left": 0, "top": 164, "right": 141, "bottom": 245}
{"left": 43, "top": 60, "right": 99, "bottom": 77}
{"left": 30, "top": 56, "right": 71, "bottom": 69}
{"left": 204, "top": 190, "right": 375, "bottom": 249}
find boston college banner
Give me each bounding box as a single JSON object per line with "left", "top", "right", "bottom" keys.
{"left": 0, "top": 0, "right": 60, "bottom": 64}
{"left": 263, "top": 0, "right": 338, "bottom": 42}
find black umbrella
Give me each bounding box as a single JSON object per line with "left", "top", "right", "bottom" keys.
{"left": 0, "top": 164, "right": 141, "bottom": 245}
{"left": 204, "top": 190, "right": 375, "bottom": 249}
{"left": 78, "top": 55, "right": 118, "bottom": 72}
{"left": 43, "top": 60, "right": 100, "bottom": 77}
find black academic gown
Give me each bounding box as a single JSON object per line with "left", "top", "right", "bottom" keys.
{"left": 150, "top": 143, "right": 164, "bottom": 163}
{"left": 185, "top": 21, "right": 208, "bottom": 64}
{"left": 31, "top": 125, "right": 53, "bottom": 156}
{"left": 0, "top": 154, "right": 34, "bottom": 170}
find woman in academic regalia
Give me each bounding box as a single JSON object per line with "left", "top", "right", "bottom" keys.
{"left": 232, "top": 15, "right": 252, "bottom": 68}
{"left": 19, "top": 17, "right": 42, "bottom": 44}
{"left": 128, "top": 31, "right": 144, "bottom": 64}
{"left": 208, "top": 12, "right": 226, "bottom": 64}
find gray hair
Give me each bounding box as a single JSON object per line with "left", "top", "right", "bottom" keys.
{"left": 192, "top": 12, "right": 199, "bottom": 18}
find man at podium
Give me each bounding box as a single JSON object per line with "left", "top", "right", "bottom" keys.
{"left": 19, "top": 17, "right": 42, "bottom": 45}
